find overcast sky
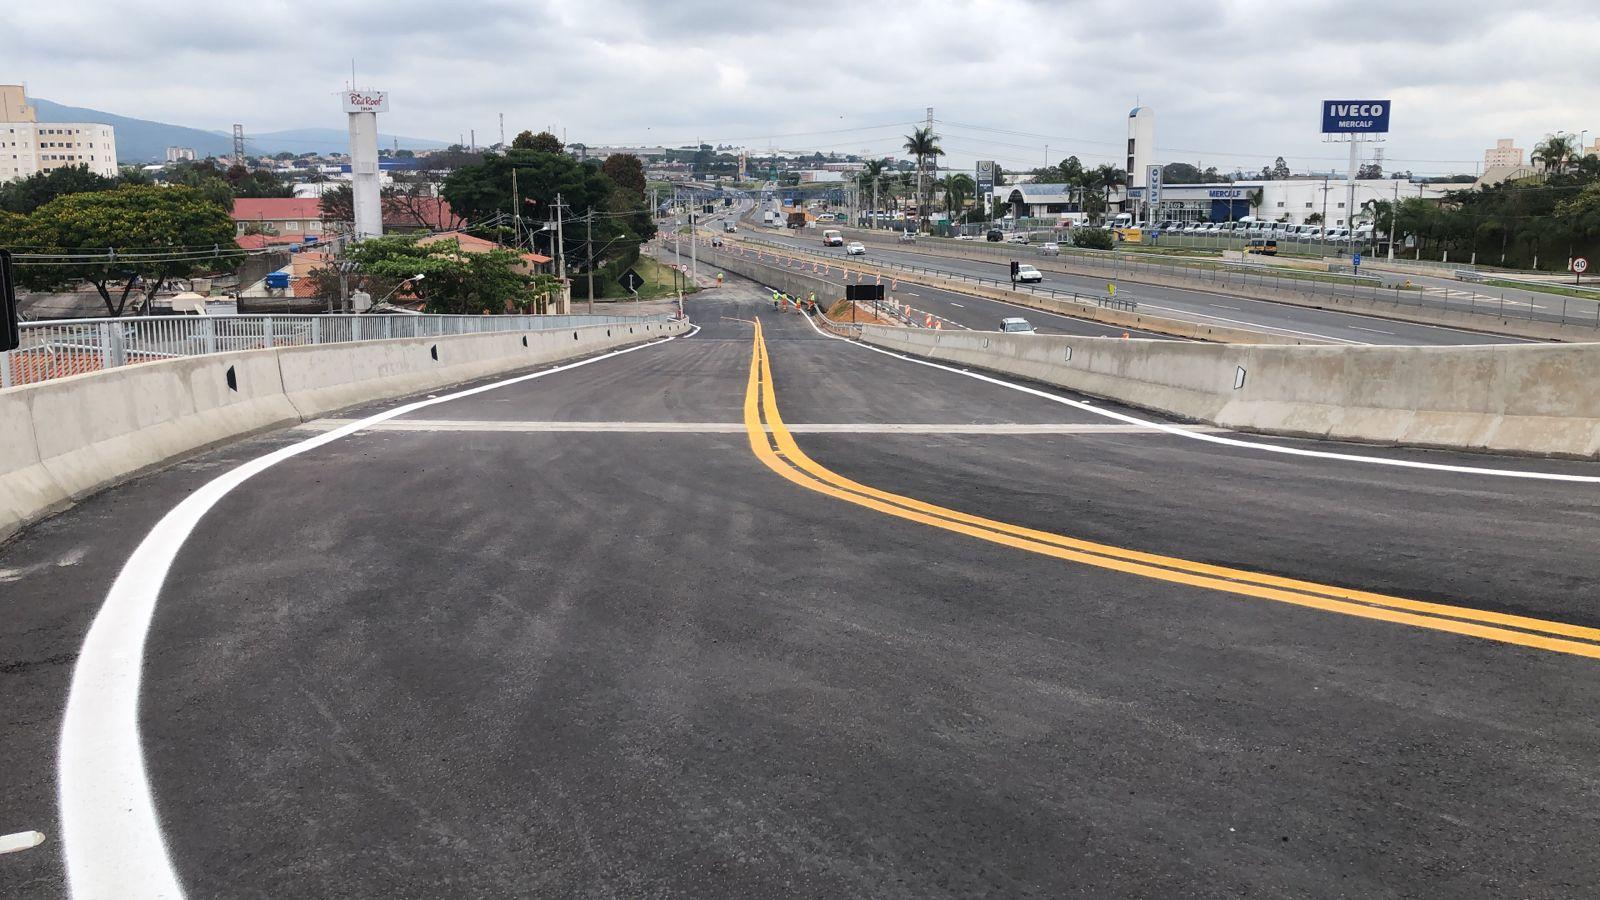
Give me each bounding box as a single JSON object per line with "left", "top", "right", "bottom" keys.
{"left": 8, "top": 0, "right": 1598, "bottom": 176}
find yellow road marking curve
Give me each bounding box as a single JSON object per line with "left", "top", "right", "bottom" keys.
{"left": 744, "top": 321, "right": 1600, "bottom": 660}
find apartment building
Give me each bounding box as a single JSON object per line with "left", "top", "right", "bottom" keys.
{"left": 1483, "top": 138, "right": 1524, "bottom": 169}
{"left": 0, "top": 85, "right": 119, "bottom": 182}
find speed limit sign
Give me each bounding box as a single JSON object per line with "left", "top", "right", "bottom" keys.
{"left": 1572, "top": 257, "right": 1589, "bottom": 274}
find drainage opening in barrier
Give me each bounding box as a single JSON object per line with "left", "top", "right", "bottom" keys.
{"left": 573, "top": 331, "right": 579, "bottom": 340}
{"left": 225, "top": 365, "right": 237, "bottom": 392}
{"left": 607, "top": 329, "right": 612, "bottom": 337}
{"left": 521, "top": 336, "right": 528, "bottom": 347}
{"left": 1234, "top": 366, "right": 1247, "bottom": 390}
{"left": 430, "top": 345, "right": 439, "bottom": 361}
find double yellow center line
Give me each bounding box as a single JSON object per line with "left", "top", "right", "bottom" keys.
{"left": 744, "top": 320, "right": 1600, "bottom": 660}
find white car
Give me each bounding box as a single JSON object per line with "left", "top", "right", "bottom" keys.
{"left": 1014, "top": 264, "right": 1043, "bottom": 283}
{"left": 1038, "top": 242, "right": 1061, "bottom": 255}
{"left": 845, "top": 241, "right": 866, "bottom": 255}
{"left": 1006, "top": 233, "right": 1031, "bottom": 244}
{"left": 1000, "top": 317, "right": 1036, "bottom": 334}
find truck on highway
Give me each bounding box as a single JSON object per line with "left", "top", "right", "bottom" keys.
{"left": 763, "top": 209, "right": 779, "bottom": 226}
{"left": 786, "top": 211, "right": 807, "bottom": 229}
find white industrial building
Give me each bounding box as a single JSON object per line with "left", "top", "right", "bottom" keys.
{"left": 1129, "top": 179, "right": 1446, "bottom": 228}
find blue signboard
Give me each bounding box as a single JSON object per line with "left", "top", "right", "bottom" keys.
{"left": 1352, "top": 252, "right": 1362, "bottom": 269}
{"left": 1321, "top": 100, "right": 1391, "bottom": 134}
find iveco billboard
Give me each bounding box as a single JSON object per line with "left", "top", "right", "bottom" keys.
{"left": 1321, "top": 100, "right": 1390, "bottom": 134}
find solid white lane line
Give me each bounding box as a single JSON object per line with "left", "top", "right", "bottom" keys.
{"left": 795, "top": 309, "right": 1600, "bottom": 483}
{"left": 58, "top": 328, "right": 689, "bottom": 900}
{"left": 0, "top": 831, "right": 46, "bottom": 854}
{"left": 1351, "top": 326, "right": 1396, "bottom": 335}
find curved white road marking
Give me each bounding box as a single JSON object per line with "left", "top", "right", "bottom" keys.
{"left": 796, "top": 309, "right": 1599, "bottom": 484}
{"left": 59, "top": 326, "right": 692, "bottom": 899}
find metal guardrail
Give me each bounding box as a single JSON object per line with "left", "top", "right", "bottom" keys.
{"left": 2, "top": 312, "right": 670, "bottom": 389}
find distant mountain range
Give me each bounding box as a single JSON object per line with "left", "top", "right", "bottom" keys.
{"left": 30, "top": 98, "right": 449, "bottom": 163}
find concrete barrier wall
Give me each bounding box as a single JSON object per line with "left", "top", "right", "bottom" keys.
{"left": 0, "top": 318, "right": 688, "bottom": 541}
{"left": 857, "top": 326, "right": 1600, "bottom": 458}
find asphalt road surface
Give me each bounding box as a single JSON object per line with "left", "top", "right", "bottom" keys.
{"left": 5, "top": 277, "right": 1600, "bottom": 898}
{"left": 741, "top": 226, "right": 1534, "bottom": 346}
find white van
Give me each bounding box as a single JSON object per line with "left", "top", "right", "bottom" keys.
{"left": 821, "top": 229, "right": 844, "bottom": 247}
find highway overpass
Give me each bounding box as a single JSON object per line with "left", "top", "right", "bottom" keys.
{"left": 3, "top": 283, "right": 1599, "bottom": 898}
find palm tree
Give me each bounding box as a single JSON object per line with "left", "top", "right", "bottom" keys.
{"left": 1246, "top": 188, "right": 1265, "bottom": 218}
{"left": 902, "top": 126, "right": 944, "bottom": 228}
{"left": 1533, "top": 133, "right": 1579, "bottom": 175}
{"left": 944, "top": 173, "right": 974, "bottom": 223}
{"left": 856, "top": 159, "right": 889, "bottom": 225}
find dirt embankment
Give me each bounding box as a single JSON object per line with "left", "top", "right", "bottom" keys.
{"left": 824, "top": 298, "right": 898, "bottom": 326}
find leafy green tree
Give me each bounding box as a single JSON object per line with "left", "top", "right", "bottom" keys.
{"left": 344, "top": 235, "right": 535, "bottom": 314}
{"left": 9, "top": 184, "right": 241, "bottom": 316}
{"left": 226, "top": 164, "right": 294, "bottom": 198}
{"left": 1072, "top": 227, "right": 1114, "bottom": 250}
{"left": 1356, "top": 161, "right": 1383, "bottom": 179}
{"left": 0, "top": 165, "right": 118, "bottom": 214}
{"left": 441, "top": 146, "right": 654, "bottom": 284}
{"left": 600, "top": 153, "right": 647, "bottom": 198}
{"left": 511, "top": 131, "right": 564, "bottom": 154}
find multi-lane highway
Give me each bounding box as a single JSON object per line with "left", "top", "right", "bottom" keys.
{"left": 739, "top": 225, "right": 1528, "bottom": 345}
{"left": 6, "top": 277, "right": 1600, "bottom": 898}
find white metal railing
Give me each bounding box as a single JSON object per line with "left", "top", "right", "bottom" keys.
{"left": 2, "top": 312, "right": 670, "bottom": 389}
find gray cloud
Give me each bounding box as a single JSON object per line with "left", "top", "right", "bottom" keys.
{"left": 4, "top": 0, "right": 1595, "bottom": 175}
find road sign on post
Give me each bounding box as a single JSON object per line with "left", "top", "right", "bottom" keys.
{"left": 0, "top": 249, "right": 18, "bottom": 352}
{"left": 618, "top": 268, "right": 645, "bottom": 294}
{"left": 1352, "top": 252, "right": 1362, "bottom": 271}
{"left": 1572, "top": 257, "right": 1588, "bottom": 284}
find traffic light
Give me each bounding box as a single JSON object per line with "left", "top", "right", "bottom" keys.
{"left": 1009, "top": 260, "right": 1020, "bottom": 283}
{"left": 0, "top": 249, "right": 18, "bottom": 352}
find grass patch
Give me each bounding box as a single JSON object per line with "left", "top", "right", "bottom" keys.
{"left": 1482, "top": 279, "right": 1600, "bottom": 300}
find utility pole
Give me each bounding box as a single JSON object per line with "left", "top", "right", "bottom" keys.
{"left": 512, "top": 167, "right": 522, "bottom": 250}
{"left": 585, "top": 209, "right": 595, "bottom": 315}
{"left": 554, "top": 193, "right": 567, "bottom": 313}
{"left": 873, "top": 176, "right": 880, "bottom": 231}
{"left": 499, "top": 113, "right": 505, "bottom": 148}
